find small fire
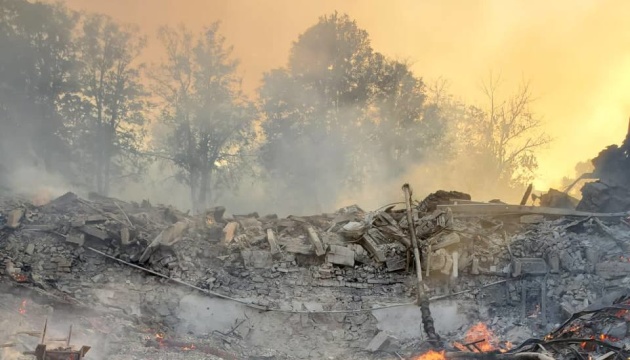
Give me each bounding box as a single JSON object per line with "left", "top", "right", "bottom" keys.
{"left": 11, "top": 273, "right": 28, "bottom": 283}
{"left": 18, "top": 300, "right": 27, "bottom": 315}
{"left": 463, "top": 323, "right": 496, "bottom": 352}
{"left": 415, "top": 350, "right": 446, "bottom": 360}
{"left": 181, "top": 344, "right": 196, "bottom": 351}
{"left": 155, "top": 333, "right": 165, "bottom": 347}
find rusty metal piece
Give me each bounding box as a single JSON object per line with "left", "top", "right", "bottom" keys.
{"left": 22, "top": 320, "right": 91, "bottom": 360}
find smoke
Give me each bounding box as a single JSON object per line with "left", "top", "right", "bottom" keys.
{"left": 56, "top": 0, "right": 630, "bottom": 189}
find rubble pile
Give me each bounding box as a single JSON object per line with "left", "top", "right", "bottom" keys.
{"left": 2, "top": 185, "right": 630, "bottom": 359}
{"left": 577, "top": 122, "right": 630, "bottom": 213}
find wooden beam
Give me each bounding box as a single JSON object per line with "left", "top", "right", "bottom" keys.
{"left": 437, "top": 204, "right": 627, "bottom": 218}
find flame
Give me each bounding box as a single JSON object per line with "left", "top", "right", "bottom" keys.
{"left": 415, "top": 350, "right": 446, "bottom": 360}
{"left": 155, "top": 333, "right": 165, "bottom": 347}
{"left": 182, "top": 344, "right": 196, "bottom": 351}
{"left": 464, "top": 323, "right": 496, "bottom": 352}
{"left": 18, "top": 299, "right": 27, "bottom": 315}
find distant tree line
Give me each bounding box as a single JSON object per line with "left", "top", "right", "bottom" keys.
{"left": 0, "top": 1, "right": 550, "bottom": 212}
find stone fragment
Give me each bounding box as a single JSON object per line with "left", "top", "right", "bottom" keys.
{"left": 241, "top": 250, "right": 273, "bottom": 269}
{"left": 6, "top": 209, "right": 24, "bottom": 229}
{"left": 386, "top": 257, "right": 406, "bottom": 272}
{"left": 548, "top": 254, "right": 560, "bottom": 273}
{"left": 365, "top": 331, "right": 392, "bottom": 352}
{"left": 432, "top": 232, "right": 460, "bottom": 250}
{"left": 361, "top": 231, "right": 386, "bottom": 262}
{"left": 70, "top": 219, "right": 86, "bottom": 227}
{"left": 305, "top": 225, "right": 326, "bottom": 256}
{"left": 66, "top": 233, "right": 85, "bottom": 247}
{"left": 266, "top": 229, "right": 280, "bottom": 257}
{"left": 120, "top": 226, "right": 131, "bottom": 245}
{"left": 24, "top": 244, "right": 35, "bottom": 255}
{"left": 512, "top": 258, "right": 547, "bottom": 277}
{"left": 223, "top": 222, "right": 239, "bottom": 244}
{"left": 596, "top": 261, "right": 630, "bottom": 279}
{"left": 79, "top": 226, "right": 109, "bottom": 241}
{"left": 326, "top": 245, "right": 355, "bottom": 267}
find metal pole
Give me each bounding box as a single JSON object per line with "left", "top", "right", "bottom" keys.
{"left": 402, "top": 184, "right": 440, "bottom": 343}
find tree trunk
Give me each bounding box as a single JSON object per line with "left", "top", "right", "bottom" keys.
{"left": 198, "top": 168, "right": 212, "bottom": 213}
{"left": 189, "top": 168, "right": 199, "bottom": 214}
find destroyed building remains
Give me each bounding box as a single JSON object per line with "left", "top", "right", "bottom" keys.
{"left": 1, "top": 171, "right": 630, "bottom": 360}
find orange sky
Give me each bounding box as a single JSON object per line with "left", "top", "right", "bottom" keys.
{"left": 61, "top": 0, "right": 630, "bottom": 189}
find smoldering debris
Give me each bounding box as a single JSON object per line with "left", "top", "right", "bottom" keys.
{"left": 1, "top": 183, "right": 630, "bottom": 359}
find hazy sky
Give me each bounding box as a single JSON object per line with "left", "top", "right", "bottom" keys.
{"left": 62, "top": 0, "right": 630, "bottom": 189}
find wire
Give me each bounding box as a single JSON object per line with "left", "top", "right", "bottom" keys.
{"left": 87, "top": 246, "right": 508, "bottom": 314}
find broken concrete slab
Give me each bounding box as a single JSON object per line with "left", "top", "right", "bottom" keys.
{"left": 596, "top": 261, "right": 630, "bottom": 279}
{"left": 432, "top": 232, "right": 460, "bottom": 250}
{"left": 305, "top": 225, "right": 326, "bottom": 256}
{"left": 361, "top": 231, "right": 386, "bottom": 263}
{"left": 266, "top": 228, "right": 280, "bottom": 256}
{"left": 512, "top": 258, "right": 548, "bottom": 277}
{"left": 6, "top": 208, "right": 23, "bottom": 229}
{"left": 66, "top": 233, "right": 85, "bottom": 247}
{"left": 139, "top": 220, "right": 189, "bottom": 264}
{"left": 223, "top": 222, "right": 239, "bottom": 244}
{"left": 78, "top": 226, "right": 109, "bottom": 241}
{"left": 386, "top": 257, "right": 406, "bottom": 272}
{"left": 365, "top": 331, "right": 392, "bottom": 352}
{"left": 24, "top": 243, "right": 34, "bottom": 255}
{"left": 241, "top": 250, "right": 273, "bottom": 269}
{"left": 326, "top": 244, "right": 355, "bottom": 267}
{"left": 120, "top": 226, "right": 131, "bottom": 246}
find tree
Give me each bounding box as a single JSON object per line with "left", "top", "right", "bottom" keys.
{"left": 72, "top": 14, "right": 147, "bottom": 195}
{"left": 0, "top": 0, "right": 79, "bottom": 172}
{"left": 460, "top": 74, "right": 551, "bottom": 197}
{"left": 260, "top": 13, "right": 449, "bottom": 213}
{"left": 151, "top": 23, "right": 255, "bottom": 213}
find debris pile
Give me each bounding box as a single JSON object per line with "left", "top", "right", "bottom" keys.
{"left": 1, "top": 182, "right": 630, "bottom": 359}
{"left": 577, "top": 121, "right": 630, "bottom": 213}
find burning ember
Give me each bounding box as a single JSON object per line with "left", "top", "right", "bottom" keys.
{"left": 18, "top": 299, "right": 26, "bottom": 315}
{"left": 181, "top": 343, "right": 196, "bottom": 351}
{"left": 453, "top": 322, "right": 500, "bottom": 352}
{"left": 155, "top": 333, "right": 165, "bottom": 347}
{"left": 11, "top": 273, "right": 28, "bottom": 283}
{"left": 415, "top": 349, "right": 446, "bottom": 360}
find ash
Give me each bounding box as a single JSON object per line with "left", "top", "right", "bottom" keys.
{"left": 1, "top": 185, "right": 630, "bottom": 360}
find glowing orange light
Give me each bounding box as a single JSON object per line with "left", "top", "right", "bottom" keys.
{"left": 415, "top": 350, "right": 446, "bottom": 360}
{"left": 18, "top": 300, "right": 27, "bottom": 315}
{"left": 181, "top": 344, "right": 196, "bottom": 351}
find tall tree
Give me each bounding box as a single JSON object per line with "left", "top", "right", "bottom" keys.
{"left": 260, "top": 13, "right": 448, "bottom": 212}
{"left": 73, "top": 14, "right": 147, "bottom": 195}
{"left": 0, "top": 0, "right": 79, "bottom": 171}
{"left": 151, "top": 23, "right": 255, "bottom": 213}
